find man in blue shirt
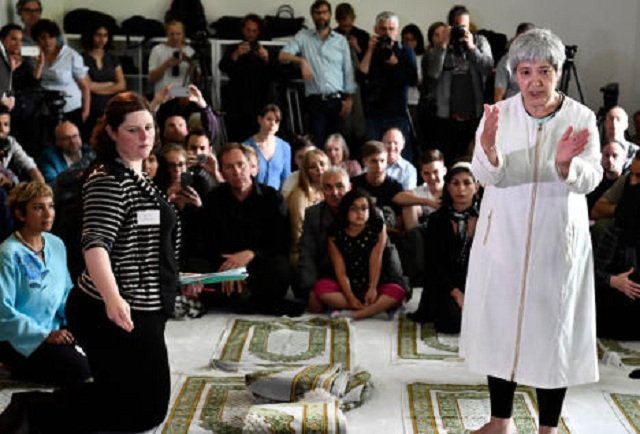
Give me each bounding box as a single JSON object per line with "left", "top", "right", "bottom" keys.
{"left": 279, "top": 0, "right": 356, "bottom": 147}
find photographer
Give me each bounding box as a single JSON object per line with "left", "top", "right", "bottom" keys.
{"left": 148, "top": 20, "right": 196, "bottom": 94}
{"left": 358, "top": 11, "right": 417, "bottom": 160}
{"left": 219, "top": 14, "right": 275, "bottom": 142}
{"left": 185, "top": 128, "right": 221, "bottom": 196}
{"left": 424, "top": 4, "right": 493, "bottom": 164}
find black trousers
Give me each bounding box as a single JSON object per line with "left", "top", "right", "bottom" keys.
{"left": 488, "top": 376, "right": 567, "bottom": 428}
{"left": 306, "top": 96, "right": 343, "bottom": 148}
{"left": 12, "top": 289, "right": 171, "bottom": 433}
{"left": 0, "top": 340, "right": 90, "bottom": 387}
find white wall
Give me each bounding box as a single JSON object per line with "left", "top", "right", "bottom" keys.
{"left": 24, "top": 0, "right": 640, "bottom": 113}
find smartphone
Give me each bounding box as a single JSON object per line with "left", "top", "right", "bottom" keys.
{"left": 196, "top": 154, "right": 208, "bottom": 165}
{"left": 180, "top": 171, "right": 193, "bottom": 190}
{"left": 20, "top": 46, "right": 40, "bottom": 57}
{"left": 169, "top": 86, "right": 190, "bottom": 98}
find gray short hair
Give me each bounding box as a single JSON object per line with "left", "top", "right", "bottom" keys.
{"left": 324, "top": 133, "right": 350, "bottom": 161}
{"left": 375, "top": 11, "right": 399, "bottom": 27}
{"left": 322, "top": 165, "right": 350, "bottom": 185}
{"left": 508, "top": 28, "right": 565, "bottom": 73}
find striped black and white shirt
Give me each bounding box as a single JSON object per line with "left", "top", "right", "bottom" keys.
{"left": 78, "top": 161, "right": 181, "bottom": 312}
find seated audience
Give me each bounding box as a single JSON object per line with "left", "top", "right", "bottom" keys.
{"left": 244, "top": 104, "right": 292, "bottom": 190}
{"left": 288, "top": 149, "right": 329, "bottom": 268}
{"left": 298, "top": 167, "right": 352, "bottom": 310}
{"left": 324, "top": 133, "right": 361, "bottom": 177}
{"left": 242, "top": 144, "right": 260, "bottom": 178}
{"left": 395, "top": 149, "right": 446, "bottom": 230}
{"left": 281, "top": 134, "right": 315, "bottom": 198}
{"left": 185, "top": 129, "right": 222, "bottom": 195}
{"left": 594, "top": 169, "right": 640, "bottom": 340}
{"left": 0, "top": 104, "right": 44, "bottom": 185}
{"left": 587, "top": 140, "right": 626, "bottom": 215}
{"left": 218, "top": 14, "right": 275, "bottom": 142}
{"left": 32, "top": 19, "right": 90, "bottom": 133}
{"left": 38, "top": 121, "right": 95, "bottom": 184}
{"left": 351, "top": 140, "right": 404, "bottom": 230}
{"left": 408, "top": 162, "right": 479, "bottom": 330}
{"left": 382, "top": 127, "right": 417, "bottom": 190}
{"left": 603, "top": 106, "right": 639, "bottom": 168}
{"left": 314, "top": 188, "right": 407, "bottom": 319}
{"left": 185, "top": 143, "right": 303, "bottom": 316}
{"left": 143, "top": 147, "right": 160, "bottom": 180}
{"left": 155, "top": 143, "right": 202, "bottom": 212}
{"left": 0, "top": 181, "right": 90, "bottom": 385}
{"left": 592, "top": 150, "right": 640, "bottom": 220}
{"left": 81, "top": 21, "right": 126, "bottom": 138}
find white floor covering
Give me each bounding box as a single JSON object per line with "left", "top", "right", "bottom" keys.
{"left": 156, "top": 290, "right": 640, "bottom": 434}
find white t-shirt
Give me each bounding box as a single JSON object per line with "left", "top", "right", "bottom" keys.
{"left": 148, "top": 43, "right": 195, "bottom": 93}
{"left": 413, "top": 184, "right": 439, "bottom": 217}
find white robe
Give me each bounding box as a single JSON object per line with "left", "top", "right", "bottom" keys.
{"left": 460, "top": 94, "right": 602, "bottom": 389}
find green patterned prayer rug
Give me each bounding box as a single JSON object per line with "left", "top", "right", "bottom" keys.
{"left": 211, "top": 317, "right": 353, "bottom": 371}
{"left": 394, "top": 314, "right": 461, "bottom": 362}
{"left": 162, "top": 376, "right": 255, "bottom": 434}
{"left": 605, "top": 392, "right": 640, "bottom": 433}
{"left": 598, "top": 338, "right": 640, "bottom": 369}
{"left": 403, "top": 383, "right": 571, "bottom": 434}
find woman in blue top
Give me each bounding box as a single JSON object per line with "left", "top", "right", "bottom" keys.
{"left": 0, "top": 181, "right": 90, "bottom": 386}
{"left": 243, "top": 104, "right": 291, "bottom": 190}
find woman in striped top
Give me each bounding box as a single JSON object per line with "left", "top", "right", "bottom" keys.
{"left": 0, "top": 92, "right": 181, "bottom": 433}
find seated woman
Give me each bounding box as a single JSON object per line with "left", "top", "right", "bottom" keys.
{"left": 324, "top": 133, "right": 362, "bottom": 177}
{"left": 243, "top": 104, "right": 291, "bottom": 190}
{"left": 289, "top": 148, "right": 329, "bottom": 268}
{"left": 0, "top": 181, "right": 90, "bottom": 385}
{"left": 409, "top": 162, "right": 479, "bottom": 332}
{"left": 281, "top": 134, "right": 315, "bottom": 198}
{"left": 155, "top": 143, "right": 202, "bottom": 210}
{"left": 314, "top": 188, "right": 407, "bottom": 320}
{"left": 594, "top": 172, "right": 640, "bottom": 341}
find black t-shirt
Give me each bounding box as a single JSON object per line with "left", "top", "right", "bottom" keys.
{"left": 351, "top": 174, "right": 403, "bottom": 227}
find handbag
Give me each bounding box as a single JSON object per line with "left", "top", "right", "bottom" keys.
{"left": 209, "top": 16, "right": 244, "bottom": 40}
{"left": 264, "top": 5, "right": 305, "bottom": 40}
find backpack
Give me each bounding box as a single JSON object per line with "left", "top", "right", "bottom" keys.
{"left": 165, "top": 0, "right": 209, "bottom": 39}
{"left": 63, "top": 8, "right": 119, "bottom": 36}
{"left": 120, "top": 15, "right": 166, "bottom": 47}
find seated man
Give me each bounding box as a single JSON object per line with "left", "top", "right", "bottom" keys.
{"left": 298, "top": 166, "right": 351, "bottom": 310}
{"left": 185, "top": 143, "right": 303, "bottom": 316}
{"left": 351, "top": 140, "right": 404, "bottom": 230}
{"left": 0, "top": 104, "right": 44, "bottom": 186}
{"left": 587, "top": 140, "right": 626, "bottom": 215}
{"left": 185, "top": 129, "right": 222, "bottom": 195}
{"left": 603, "top": 106, "right": 639, "bottom": 168}
{"left": 382, "top": 127, "right": 417, "bottom": 190}
{"left": 395, "top": 149, "right": 446, "bottom": 230}
{"left": 38, "top": 121, "right": 95, "bottom": 185}
{"left": 592, "top": 150, "right": 640, "bottom": 221}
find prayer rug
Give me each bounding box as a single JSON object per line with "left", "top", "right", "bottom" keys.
{"left": 598, "top": 338, "right": 640, "bottom": 369}
{"left": 162, "top": 375, "right": 257, "bottom": 434}
{"left": 402, "top": 383, "right": 572, "bottom": 434}
{"left": 605, "top": 392, "right": 640, "bottom": 433}
{"left": 393, "top": 314, "right": 461, "bottom": 362}
{"left": 211, "top": 317, "right": 353, "bottom": 371}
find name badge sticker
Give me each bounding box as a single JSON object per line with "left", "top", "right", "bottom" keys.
{"left": 137, "top": 209, "right": 160, "bottom": 226}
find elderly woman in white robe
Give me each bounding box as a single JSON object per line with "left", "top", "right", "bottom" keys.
{"left": 460, "top": 29, "right": 601, "bottom": 434}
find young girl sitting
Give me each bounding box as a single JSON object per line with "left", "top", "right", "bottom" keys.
{"left": 313, "top": 188, "right": 407, "bottom": 319}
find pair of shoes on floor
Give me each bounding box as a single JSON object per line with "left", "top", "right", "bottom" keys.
{"left": 630, "top": 369, "right": 640, "bottom": 379}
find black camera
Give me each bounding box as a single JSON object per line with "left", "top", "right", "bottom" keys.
{"left": 450, "top": 25, "right": 467, "bottom": 54}
{"left": 172, "top": 51, "right": 180, "bottom": 77}
{"left": 249, "top": 41, "right": 260, "bottom": 53}
{"left": 600, "top": 83, "right": 619, "bottom": 112}
{"left": 0, "top": 137, "right": 10, "bottom": 159}
{"left": 376, "top": 35, "right": 395, "bottom": 60}
{"left": 565, "top": 45, "right": 578, "bottom": 61}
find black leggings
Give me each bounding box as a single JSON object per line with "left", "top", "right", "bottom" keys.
{"left": 488, "top": 376, "right": 567, "bottom": 428}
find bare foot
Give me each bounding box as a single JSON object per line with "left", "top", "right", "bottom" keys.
{"left": 472, "top": 417, "right": 516, "bottom": 434}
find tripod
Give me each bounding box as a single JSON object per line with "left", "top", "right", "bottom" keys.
{"left": 558, "top": 45, "right": 585, "bottom": 104}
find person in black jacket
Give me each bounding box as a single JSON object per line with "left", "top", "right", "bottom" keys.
{"left": 409, "top": 162, "right": 478, "bottom": 332}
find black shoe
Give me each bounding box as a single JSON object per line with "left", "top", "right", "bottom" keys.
{"left": 630, "top": 369, "right": 640, "bottom": 379}
{"left": 258, "top": 300, "right": 306, "bottom": 317}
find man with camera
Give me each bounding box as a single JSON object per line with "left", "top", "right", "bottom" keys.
{"left": 358, "top": 11, "right": 417, "bottom": 160}
{"left": 279, "top": 0, "right": 356, "bottom": 148}
{"left": 425, "top": 4, "right": 493, "bottom": 164}
{"left": 219, "top": 14, "right": 275, "bottom": 142}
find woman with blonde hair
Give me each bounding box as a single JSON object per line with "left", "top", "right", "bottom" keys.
{"left": 288, "top": 148, "right": 329, "bottom": 268}
{"left": 148, "top": 19, "right": 196, "bottom": 93}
